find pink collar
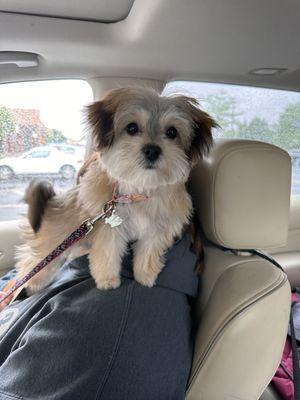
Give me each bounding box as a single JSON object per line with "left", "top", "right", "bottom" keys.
{"left": 111, "top": 182, "right": 149, "bottom": 204}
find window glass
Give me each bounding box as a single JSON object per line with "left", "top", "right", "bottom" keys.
{"left": 29, "top": 150, "right": 50, "bottom": 158}
{"left": 164, "top": 81, "right": 300, "bottom": 196}
{"left": 0, "top": 80, "right": 93, "bottom": 221}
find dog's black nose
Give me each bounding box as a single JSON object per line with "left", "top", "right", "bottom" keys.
{"left": 142, "top": 144, "right": 162, "bottom": 162}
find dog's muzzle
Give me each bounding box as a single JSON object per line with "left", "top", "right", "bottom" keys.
{"left": 142, "top": 144, "right": 162, "bottom": 165}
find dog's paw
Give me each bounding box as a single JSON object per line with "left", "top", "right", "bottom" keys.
{"left": 134, "top": 270, "right": 157, "bottom": 288}
{"left": 96, "top": 276, "right": 121, "bottom": 290}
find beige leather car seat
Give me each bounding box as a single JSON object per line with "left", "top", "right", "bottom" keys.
{"left": 186, "top": 139, "right": 292, "bottom": 400}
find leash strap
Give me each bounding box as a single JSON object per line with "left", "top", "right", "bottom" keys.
{"left": 0, "top": 184, "right": 149, "bottom": 306}
{"left": 0, "top": 203, "right": 115, "bottom": 306}
{"left": 0, "top": 221, "right": 90, "bottom": 305}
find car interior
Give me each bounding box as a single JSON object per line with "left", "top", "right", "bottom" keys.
{"left": 0, "top": 1, "right": 300, "bottom": 399}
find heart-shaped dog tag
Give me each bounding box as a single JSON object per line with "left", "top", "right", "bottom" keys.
{"left": 105, "top": 211, "right": 123, "bottom": 228}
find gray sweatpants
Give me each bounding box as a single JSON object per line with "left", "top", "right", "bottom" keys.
{"left": 0, "top": 235, "right": 199, "bottom": 400}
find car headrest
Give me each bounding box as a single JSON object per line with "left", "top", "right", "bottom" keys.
{"left": 190, "top": 139, "right": 291, "bottom": 250}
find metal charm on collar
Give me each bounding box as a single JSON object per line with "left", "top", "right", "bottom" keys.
{"left": 105, "top": 209, "right": 123, "bottom": 228}
{"left": 102, "top": 200, "right": 123, "bottom": 228}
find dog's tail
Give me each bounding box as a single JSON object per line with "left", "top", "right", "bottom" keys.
{"left": 25, "top": 180, "right": 56, "bottom": 233}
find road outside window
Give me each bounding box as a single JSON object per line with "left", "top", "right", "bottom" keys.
{"left": 0, "top": 80, "right": 93, "bottom": 221}
{"left": 164, "top": 82, "right": 300, "bottom": 196}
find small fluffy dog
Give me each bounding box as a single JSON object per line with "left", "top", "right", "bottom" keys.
{"left": 16, "top": 87, "right": 216, "bottom": 293}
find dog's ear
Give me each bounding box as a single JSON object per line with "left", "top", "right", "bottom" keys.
{"left": 178, "top": 96, "right": 218, "bottom": 164}
{"left": 86, "top": 98, "right": 115, "bottom": 150}
{"left": 86, "top": 88, "right": 136, "bottom": 150}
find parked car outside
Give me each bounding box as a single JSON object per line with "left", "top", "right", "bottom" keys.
{"left": 47, "top": 143, "right": 86, "bottom": 156}
{"left": 0, "top": 145, "right": 84, "bottom": 180}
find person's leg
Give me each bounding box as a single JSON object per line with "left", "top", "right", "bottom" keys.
{"left": 0, "top": 275, "right": 134, "bottom": 400}
{"left": 0, "top": 235, "right": 198, "bottom": 400}
{"left": 99, "top": 282, "right": 194, "bottom": 400}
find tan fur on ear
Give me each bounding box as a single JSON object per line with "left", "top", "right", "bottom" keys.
{"left": 177, "top": 96, "right": 218, "bottom": 164}
{"left": 86, "top": 88, "right": 138, "bottom": 151}
{"left": 86, "top": 100, "right": 115, "bottom": 150}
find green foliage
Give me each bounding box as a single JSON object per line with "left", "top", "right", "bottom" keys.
{"left": 0, "top": 107, "right": 16, "bottom": 140}
{"left": 46, "top": 128, "right": 67, "bottom": 143}
{"left": 203, "top": 91, "right": 242, "bottom": 137}
{"left": 203, "top": 92, "right": 300, "bottom": 151}
{"left": 238, "top": 117, "right": 274, "bottom": 143}
{"left": 273, "top": 103, "right": 300, "bottom": 150}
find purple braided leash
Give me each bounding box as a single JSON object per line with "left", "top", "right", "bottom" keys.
{"left": 0, "top": 221, "right": 89, "bottom": 305}
{"left": 0, "top": 204, "right": 115, "bottom": 305}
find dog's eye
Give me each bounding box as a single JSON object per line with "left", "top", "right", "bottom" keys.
{"left": 166, "top": 127, "right": 178, "bottom": 139}
{"left": 126, "top": 122, "right": 139, "bottom": 135}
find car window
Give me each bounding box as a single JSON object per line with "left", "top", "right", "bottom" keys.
{"left": 164, "top": 81, "right": 300, "bottom": 196}
{"left": 0, "top": 80, "right": 93, "bottom": 222}
{"left": 60, "top": 147, "right": 75, "bottom": 154}
{"left": 28, "top": 150, "right": 51, "bottom": 158}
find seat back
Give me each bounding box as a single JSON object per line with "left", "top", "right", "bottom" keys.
{"left": 186, "top": 139, "right": 291, "bottom": 400}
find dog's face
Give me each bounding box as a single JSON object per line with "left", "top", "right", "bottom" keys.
{"left": 87, "top": 88, "right": 216, "bottom": 189}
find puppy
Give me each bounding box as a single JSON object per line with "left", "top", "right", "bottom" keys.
{"left": 16, "top": 87, "right": 216, "bottom": 293}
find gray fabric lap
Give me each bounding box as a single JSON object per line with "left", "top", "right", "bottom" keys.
{"left": 0, "top": 235, "right": 198, "bottom": 400}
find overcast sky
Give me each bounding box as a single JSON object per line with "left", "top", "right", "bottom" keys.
{"left": 0, "top": 80, "right": 93, "bottom": 141}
